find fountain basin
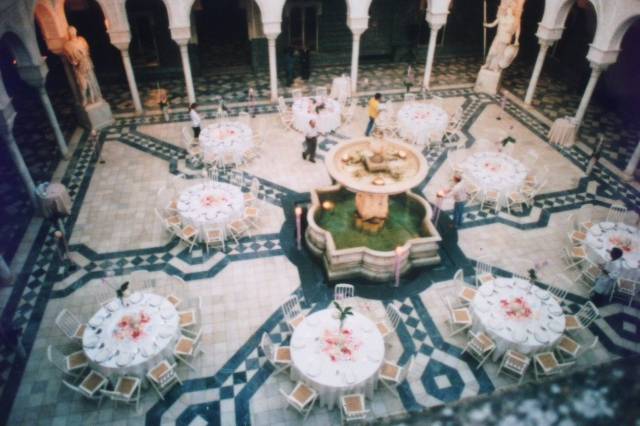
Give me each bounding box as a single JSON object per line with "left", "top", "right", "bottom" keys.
{"left": 306, "top": 184, "right": 442, "bottom": 282}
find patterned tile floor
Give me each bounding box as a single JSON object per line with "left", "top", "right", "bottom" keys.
{"left": 1, "top": 58, "right": 640, "bottom": 426}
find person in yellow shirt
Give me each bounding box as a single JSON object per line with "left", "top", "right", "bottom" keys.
{"left": 365, "top": 93, "right": 382, "bottom": 136}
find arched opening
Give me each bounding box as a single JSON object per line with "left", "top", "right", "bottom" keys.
{"left": 192, "top": 0, "right": 251, "bottom": 69}
{"left": 64, "top": 0, "right": 120, "bottom": 77}
{"left": 126, "top": 0, "right": 180, "bottom": 74}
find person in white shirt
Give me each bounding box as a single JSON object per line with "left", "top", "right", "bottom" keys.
{"left": 302, "top": 119, "right": 319, "bottom": 163}
{"left": 439, "top": 175, "right": 468, "bottom": 227}
{"left": 189, "top": 103, "right": 201, "bottom": 139}
{"left": 592, "top": 247, "right": 624, "bottom": 305}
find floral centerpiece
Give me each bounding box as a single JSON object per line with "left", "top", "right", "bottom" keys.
{"left": 500, "top": 297, "right": 533, "bottom": 319}
{"left": 322, "top": 328, "right": 362, "bottom": 362}
{"left": 114, "top": 310, "right": 151, "bottom": 341}
{"left": 610, "top": 236, "right": 633, "bottom": 252}
{"left": 201, "top": 194, "right": 226, "bottom": 207}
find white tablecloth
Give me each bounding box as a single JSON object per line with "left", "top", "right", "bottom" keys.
{"left": 199, "top": 122, "right": 253, "bottom": 165}
{"left": 462, "top": 152, "right": 528, "bottom": 207}
{"left": 330, "top": 76, "right": 351, "bottom": 103}
{"left": 290, "top": 309, "right": 385, "bottom": 409}
{"left": 292, "top": 97, "right": 342, "bottom": 134}
{"left": 470, "top": 277, "right": 565, "bottom": 360}
{"left": 396, "top": 103, "right": 449, "bottom": 143}
{"left": 585, "top": 222, "right": 640, "bottom": 280}
{"left": 176, "top": 182, "right": 244, "bottom": 239}
{"left": 83, "top": 293, "right": 180, "bottom": 380}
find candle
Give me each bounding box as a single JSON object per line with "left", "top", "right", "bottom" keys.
{"left": 295, "top": 207, "right": 303, "bottom": 250}
{"left": 394, "top": 247, "right": 403, "bottom": 287}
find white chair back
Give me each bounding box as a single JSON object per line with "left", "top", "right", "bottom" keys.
{"left": 334, "top": 283, "right": 355, "bottom": 300}
{"left": 606, "top": 204, "right": 627, "bottom": 223}
{"left": 55, "top": 309, "right": 81, "bottom": 339}
{"left": 403, "top": 93, "right": 416, "bottom": 104}
{"left": 282, "top": 295, "right": 302, "bottom": 321}
{"left": 476, "top": 261, "right": 492, "bottom": 278}
{"left": 577, "top": 301, "right": 599, "bottom": 327}
{"left": 398, "top": 355, "right": 414, "bottom": 383}
{"left": 453, "top": 269, "right": 464, "bottom": 283}
{"left": 260, "top": 332, "right": 275, "bottom": 361}
{"left": 250, "top": 177, "right": 261, "bottom": 196}
{"left": 385, "top": 304, "right": 401, "bottom": 329}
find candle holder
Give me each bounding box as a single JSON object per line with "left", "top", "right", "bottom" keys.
{"left": 295, "top": 206, "right": 303, "bottom": 250}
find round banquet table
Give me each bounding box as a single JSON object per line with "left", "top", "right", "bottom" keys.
{"left": 176, "top": 182, "right": 244, "bottom": 240}
{"left": 37, "top": 182, "right": 72, "bottom": 217}
{"left": 584, "top": 221, "right": 640, "bottom": 280}
{"left": 461, "top": 151, "right": 528, "bottom": 207}
{"left": 292, "top": 97, "right": 342, "bottom": 134}
{"left": 82, "top": 292, "right": 180, "bottom": 380}
{"left": 290, "top": 309, "right": 385, "bottom": 409}
{"left": 396, "top": 103, "right": 449, "bottom": 143}
{"left": 199, "top": 122, "right": 253, "bottom": 165}
{"left": 470, "top": 277, "right": 565, "bottom": 360}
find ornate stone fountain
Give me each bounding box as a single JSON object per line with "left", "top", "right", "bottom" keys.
{"left": 306, "top": 136, "right": 442, "bottom": 282}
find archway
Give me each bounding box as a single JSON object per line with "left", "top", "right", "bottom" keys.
{"left": 192, "top": 0, "right": 251, "bottom": 70}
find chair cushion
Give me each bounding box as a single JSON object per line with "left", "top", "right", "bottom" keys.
{"left": 476, "top": 333, "right": 494, "bottom": 351}
{"left": 453, "top": 308, "right": 471, "bottom": 324}
{"left": 380, "top": 362, "right": 398, "bottom": 380}
{"left": 558, "top": 336, "right": 579, "bottom": 355}
{"left": 478, "top": 273, "right": 495, "bottom": 284}
{"left": 276, "top": 347, "right": 291, "bottom": 363}
{"left": 376, "top": 322, "right": 389, "bottom": 336}
{"left": 116, "top": 377, "right": 138, "bottom": 397}
{"left": 565, "top": 315, "right": 579, "bottom": 330}
{"left": 74, "top": 324, "right": 86, "bottom": 339}
{"left": 149, "top": 362, "right": 170, "bottom": 383}
{"left": 571, "top": 231, "right": 586, "bottom": 241}
{"left": 81, "top": 371, "right": 105, "bottom": 394}
{"left": 460, "top": 287, "right": 476, "bottom": 302}
{"left": 67, "top": 351, "right": 88, "bottom": 370}
{"left": 167, "top": 294, "right": 181, "bottom": 306}
{"left": 175, "top": 337, "right": 194, "bottom": 355}
{"left": 572, "top": 246, "right": 586, "bottom": 258}
{"left": 292, "top": 384, "right": 314, "bottom": 406}
{"left": 179, "top": 310, "right": 195, "bottom": 327}
{"left": 536, "top": 352, "right": 558, "bottom": 371}
{"left": 342, "top": 394, "right": 364, "bottom": 413}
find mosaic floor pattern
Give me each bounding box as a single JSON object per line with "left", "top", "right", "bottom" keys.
{"left": 1, "top": 63, "right": 639, "bottom": 426}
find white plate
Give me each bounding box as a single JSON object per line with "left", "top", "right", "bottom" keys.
{"left": 94, "top": 347, "right": 112, "bottom": 363}
{"left": 159, "top": 330, "right": 174, "bottom": 339}
{"left": 515, "top": 279, "right": 531, "bottom": 290}
{"left": 129, "top": 292, "right": 143, "bottom": 304}
{"left": 548, "top": 320, "right": 565, "bottom": 333}
{"left": 534, "top": 288, "right": 550, "bottom": 300}
{"left": 148, "top": 298, "right": 161, "bottom": 307}
{"left": 83, "top": 334, "right": 99, "bottom": 349}
{"left": 106, "top": 301, "right": 120, "bottom": 312}
{"left": 495, "top": 279, "right": 509, "bottom": 288}
{"left": 478, "top": 283, "right": 494, "bottom": 296}
{"left": 474, "top": 300, "right": 490, "bottom": 313}
{"left": 116, "top": 351, "right": 134, "bottom": 367}
{"left": 88, "top": 317, "right": 103, "bottom": 328}
{"left": 161, "top": 311, "right": 175, "bottom": 320}
{"left": 548, "top": 304, "right": 563, "bottom": 316}
{"left": 307, "top": 364, "right": 320, "bottom": 377}
{"left": 534, "top": 330, "right": 549, "bottom": 344}
{"left": 510, "top": 328, "right": 527, "bottom": 343}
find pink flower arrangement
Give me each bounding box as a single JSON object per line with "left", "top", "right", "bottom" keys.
{"left": 322, "top": 328, "right": 362, "bottom": 362}
{"left": 484, "top": 162, "right": 502, "bottom": 172}
{"left": 216, "top": 129, "right": 236, "bottom": 139}
{"left": 500, "top": 297, "right": 533, "bottom": 319}
{"left": 201, "top": 194, "right": 227, "bottom": 207}
{"left": 114, "top": 310, "right": 150, "bottom": 342}
{"left": 609, "top": 236, "right": 633, "bottom": 252}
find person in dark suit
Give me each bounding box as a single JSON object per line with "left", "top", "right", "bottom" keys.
{"left": 302, "top": 119, "right": 319, "bottom": 163}
{"left": 300, "top": 47, "right": 311, "bottom": 80}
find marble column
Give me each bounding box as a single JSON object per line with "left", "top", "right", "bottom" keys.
{"left": 574, "top": 63, "right": 605, "bottom": 128}
{"left": 423, "top": 23, "right": 443, "bottom": 90}
{"left": 0, "top": 255, "right": 12, "bottom": 286}
{"left": 524, "top": 40, "right": 553, "bottom": 105}
{"left": 624, "top": 140, "right": 640, "bottom": 179}
{"left": 350, "top": 31, "right": 363, "bottom": 94}
{"left": 178, "top": 42, "right": 196, "bottom": 104}
{"left": 1, "top": 130, "right": 38, "bottom": 208}
{"left": 266, "top": 35, "right": 279, "bottom": 102}
{"left": 38, "top": 87, "right": 68, "bottom": 157}
{"left": 119, "top": 49, "right": 143, "bottom": 113}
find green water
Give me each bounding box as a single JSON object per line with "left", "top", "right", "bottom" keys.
{"left": 316, "top": 190, "right": 427, "bottom": 251}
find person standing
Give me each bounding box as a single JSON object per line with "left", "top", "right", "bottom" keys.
{"left": 439, "top": 175, "right": 468, "bottom": 227}
{"left": 189, "top": 103, "right": 201, "bottom": 139}
{"left": 365, "top": 93, "right": 382, "bottom": 136}
{"left": 302, "top": 119, "right": 319, "bottom": 163}
{"left": 591, "top": 247, "right": 624, "bottom": 306}
{"left": 285, "top": 47, "right": 295, "bottom": 87}
{"left": 301, "top": 47, "right": 311, "bottom": 80}
{"left": 159, "top": 92, "right": 170, "bottom": 121}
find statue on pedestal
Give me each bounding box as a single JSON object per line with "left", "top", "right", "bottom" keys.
{"left": 62, "top": 26, "right": 102, "bottom": 106}
{"left": 482, "top": 0, "right": 524, "bottom": 72}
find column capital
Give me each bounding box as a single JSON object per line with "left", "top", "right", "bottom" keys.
{"left": 108, "top": 30, "right": 132, "bottom": 51}
{"left": 588, "top": 60, "right": 609, "bottom": 73}
{"left": 586, "top": 44, "right": 620, "bottom": 67}
{"left": 535, "top": 24, "right": 564, "bottom": 42}
{"left": 537, "top": 38, "right": 555, "bottom": 49}
{"left": 262, "top": 20, "right": 282, "bottom": 39}
{"left": 347, "top": 17, "right": 368, "bottom": 35}
{"left": 427, "top": 21, "right": 445, "bottom": 32}
{"left": 171, "top": 26, "right": 192, "bottom": 46}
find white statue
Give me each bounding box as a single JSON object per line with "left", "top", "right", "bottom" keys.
{"left": 62, "top": 26, "right": 102, "bottom": 106}
{"left": 482, "top": 0, "right": 524, "bottom": 72}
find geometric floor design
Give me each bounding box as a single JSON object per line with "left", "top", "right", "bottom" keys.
{"left": 1, "top": 59, "right": 639, "bottom": 425}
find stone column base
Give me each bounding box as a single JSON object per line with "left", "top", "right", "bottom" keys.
{"left": 474, "top": 68, "right": 502, "bottom": 95}
{"left": 78, "top": 100, "right": 114, "bottom": 130}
